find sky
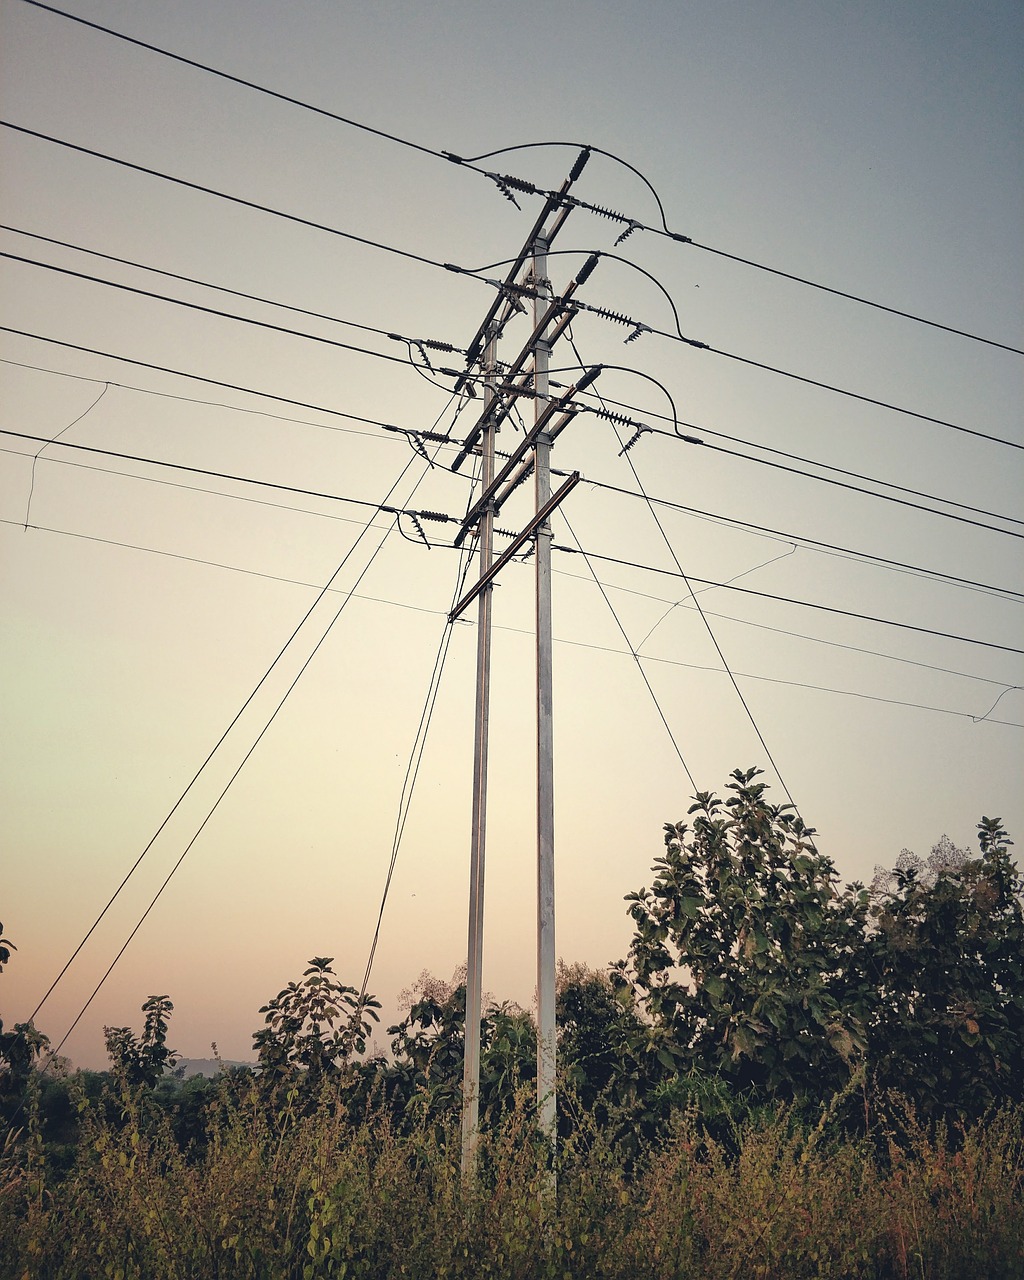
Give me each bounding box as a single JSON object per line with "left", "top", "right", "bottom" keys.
{"left": 1, "top": 0, "right": 1022, "bottom": 1070}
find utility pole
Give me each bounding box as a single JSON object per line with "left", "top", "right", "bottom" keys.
{"left": 451, "top": 150, "right": 597, "bottom": 1178}
{"left": 460, "top": 322, "right": 497, "bottom": 1178}
{"left": 532, "top": 231, "right": 557, "bottom": 1150}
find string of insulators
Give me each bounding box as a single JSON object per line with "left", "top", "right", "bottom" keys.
{"left": 409, "top": 512, "right": 430, "bottom": 547}
{"left": 618, "top": 426, "right": 648, "bottom": 455}
{"left": 592, "top": 406, "right": 646, "bottom": 429}
{"left": 380, "top": 425, "right": 452, "bottom": 445}
{"left": 411, "top": 509, "right": 456, "bottom": 523}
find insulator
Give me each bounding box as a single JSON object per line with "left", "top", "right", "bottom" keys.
{"left": 422, "top": 338, "right": 457, "bottom": 353}
{"left": 413, "top": 509, "right": 453, "bottom": 524}
{"left": 614, "top": 221, "right": 641, "bottom": 246}
{"left": 567, "top": 195, "right": 630, "bottom": 225}
{"left": 594, "top": 407, "right": 644, "bottom": 429}
{"left": 590, "top": 305, "right": 634, "bottom": 327}
{"left": 413, "top": 341, "right": 434, "bottom": 371}
{"left": 624, "top": 324, "right": 649, "bottom": 344}
{"left": 409, "top": 513, "right": 430, "bottom": 547}
{"left": 618, "top": 427, "right": 648, "bottom": 455}
{"left": 493, "top": 176, "right": 521, "bottom": 209}
{"left": 570, "top": 147, "right": 592, "bottom": 182}
{"left": 575, "top": 253, "right": 600, "bottom": 286}
{"left": 492, "top": 171, "right": 542, "bottom": 196}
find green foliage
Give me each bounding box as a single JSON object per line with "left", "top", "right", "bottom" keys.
{"left": 865, "top": 817, "right": 1024, "bottom": 1120}
{"left": 103, "top": 995, "right": 179, "bottom": 1089}
{"left": 253, "top": 957, "right": 381, "bottom": 1088}
{"left": 617, "top": 768, "right": 871, "bottom": 1104}
{"left": 0, "top": 919, "right": 49, "bottom": 1118}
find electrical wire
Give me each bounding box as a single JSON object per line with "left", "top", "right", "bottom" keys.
{"left": 6, "top": 424, "right": 1019, "bottom": 643}
{"left": 354, "top": 536, "right": 478, "bottom": 1018}
{"left": 0, "top": 329, "right": 455, "bottom": 435}
{"left": 4, "top": 514, "right": 1017, "bottom": 730}
{"left": 1, "top": 250, "right": 447, "bottom": 372}
{"left": 17, "top": 0, "right": 1022, "bottom": 356}
{"left": 6, "top": 330, "right": 1015, "bottom": 542}
{"left": 571, "top": 331, "right": 804, "bottom": 810}
{"left": 8, "top": 510, "right": 1010, "bottom": 695}
{"left": 0, "top": 355, "right": 401, "bottom": 441}
{"left": 23, "top": 381, "right": 109, "bottom": 527}
{"left": 549, "top": 564, "right": 1018, "bottom": 687}
{"left": 0, "top": 429, "right": 451, "bottom": 519}
{"left": 552, "top": 544, "right": 1024, "bottom": 656}
{"left": 0, "top": 121, "right": 482, "bottom": 284}
{"left": 46, "top": 511, "right": 401, "bottom": 1062}
{"left": 576, "top": 478, "right": 1024, "bottom": 596}
{"left": 3, "top": 122, "right": 1015, "bottom": 451}
{"left": 559, "top": 508, "right": 697, "bottom": 790}
{"left": 25, "top": 401, "right": 454, "bottom": 1034}
{"left": 9, "top": 415, "right": 1019, "bottom": 616}
{"left": 0, "top": 225, "right": 462, "bottom": 355}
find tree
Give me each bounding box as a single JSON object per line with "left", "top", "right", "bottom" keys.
{"left": 0, "top": 920, "right": 50, "bottom": 1116}
{"left": 252, "top": 957, "right": 380, "bottom": 1086}
{"left": 865, "top": 817, "right": 1024, "bottom": 1120}
{"left": 104, "top": 994, "right": 180, "bottom": 1089}
{"left": 615, "top": 768, "right": 871, "bottom": 1105}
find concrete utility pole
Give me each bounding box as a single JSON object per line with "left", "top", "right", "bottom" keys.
{"left": 532, "top": 231, "right": 557, "bottom": 1149}
{"left": 451, "top": 150, "right": 596, "bottom": 1179}
{"left": 460, "top": 323, "right": 498, "bottom": 1178}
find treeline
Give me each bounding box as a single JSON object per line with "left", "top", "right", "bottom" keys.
{"left": 1, "top": 767, "right": 1023, "bottom": 1278}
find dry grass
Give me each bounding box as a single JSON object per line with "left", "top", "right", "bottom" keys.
{"left": 1, "top": 1080, "right": 1021, "bottom": 1279}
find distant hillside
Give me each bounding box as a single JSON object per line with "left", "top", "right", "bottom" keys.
{"left": 176, "top": 1058, "right": 256, "bottom": 1079}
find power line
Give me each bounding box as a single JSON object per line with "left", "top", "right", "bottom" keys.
{"left": 8, "top": 416, "right": 1019, "bottom": 619}
{"left": 6, "top": 423, "right": 1020, "bottom": 636}
{"left": 569, "top": 329, "right": 803, "bottom": 811}
{"left": 5, "top": 327, "right": 1015, "bottom": 545}
{"left": 28, "top": 425, "right": 441, "bottom": 1035}
{"left": 17, "top": 0, "right": 1023, "bottom": 357}
{"left": 0, "top": 250, "right": 446, "bottom": 372}
{"left": 46, "top": 511, "right": 401, "bottom": 1061}
{"left": 0, "top": 328, "right": 457, "bottom": 436}
{"left": 574, "top": 474, "right": 1024, "bottom": 593}
{"left": 3, "top": 121, "right": 1015, "bottom": 453}
{"left": 5, "top": 514, "right": 1018, "bottom": 727}
{"left": 0, "top": 120, "right": 482, "bottom": 285}
{"left": 10, "top": 511, "right": 1011, "bottom": 694}
{"left": 356, "top": 536, "right": 478, "bottom": 1016}
{"left": 554, "top": 545, "right": 1024, "bottom": 656}
{"left": 549, "top": 564, "right": 1019, "bottom": 687}
{"left": 560, "top": 510, "right": 697, "bottom": 789}
{"left": 0, "top": 429, "right": 457, "bottom": 522}
{"left": 0, "top": 355, "right": 406, "bottom": 446}
{"left": 1, "top": 224, "right": 462, "bottom": 357}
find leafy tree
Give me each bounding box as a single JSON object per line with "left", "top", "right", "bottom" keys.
{"left": 104, "top": 994, "right": 180, "bottom": 1089}
{"left": 0, "top": 919, "right": 50, "bottom": 1117}
{"left": 615, "top": 768, "right": 872, "bottom": 1105}
{"left": 865, "top": 817, "right": 1024, "bottom": 1120}
{"left": 384, "top": 969, "right": 536, "bottom": 1130}
{"left": 252, "top": 957, "right": 380, "bottom": 1086}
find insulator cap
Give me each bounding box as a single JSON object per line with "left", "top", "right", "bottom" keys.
{"left": 570, "top": 147, "right": 592, "bottom": 182}
{"left": 575, "top": 253, "right": 600, "bottom": 286}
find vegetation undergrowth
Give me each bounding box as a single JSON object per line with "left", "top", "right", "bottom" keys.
{"left": 1, "top": 1075, "right": 1021, "bottom": 1280}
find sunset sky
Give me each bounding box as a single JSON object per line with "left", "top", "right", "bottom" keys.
{"left": 2, "top": 0, "right": 1022, "bottom": 1069}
